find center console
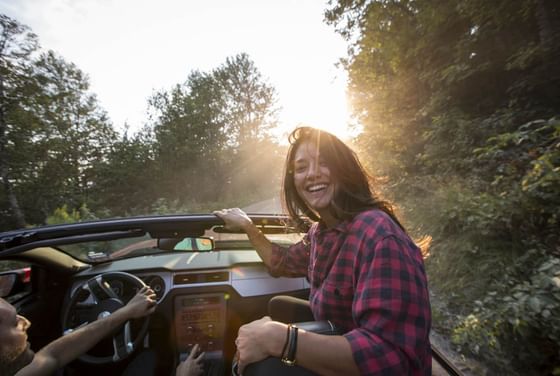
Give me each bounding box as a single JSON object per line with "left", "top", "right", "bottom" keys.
{"left": 174, "top": 293, "right": 227, "bottom": 360}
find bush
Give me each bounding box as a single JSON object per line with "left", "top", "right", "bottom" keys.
{"left": 45, "top": 204, "right": 97, "bottom": 225}
{"left": 452, "top": 250, "right": 560, "bottom": 375}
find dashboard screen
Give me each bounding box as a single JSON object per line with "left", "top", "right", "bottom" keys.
{"left": 174, "top": 293, "right": 226, "bottom": 357}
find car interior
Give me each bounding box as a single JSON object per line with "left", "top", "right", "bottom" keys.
{"left": 0, "top": 214, "right": 460, "bottom": 376}
{"left": 0, "top": 215, "right": 312, "bottom": 376}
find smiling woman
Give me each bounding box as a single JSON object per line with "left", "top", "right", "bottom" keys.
{"left": 215, "top": 127, "right": 431, "bottom": 376}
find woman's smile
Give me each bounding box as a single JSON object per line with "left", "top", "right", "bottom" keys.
{"left": 293, "top": 141, "right": 335, "bottom": 216}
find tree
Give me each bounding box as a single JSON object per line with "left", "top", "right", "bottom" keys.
{"left": 12, "top": 50, "right": 116, "bottom": 225}
{"left": 0, "top": 14, "right": 38, "bottom": 228}
{"left": 149, "top": 69, "right": 230, "bottom": 203}
{"left": 214, "top": 53, "right": 278, "bottom": 145}
{"left": 0, "top": 14, "right": 116, "bottom": 229}
{"left": 325, "top": 1, "right": 560, "bottom": 373}
{"left": 148, "top": 53, "right": 281, "bottom": 206}
{"left": 90, "top": 126, "right": 156, "bottom": 216}
{"left": 325, "top": 0, "right": 560, "bottom": 179}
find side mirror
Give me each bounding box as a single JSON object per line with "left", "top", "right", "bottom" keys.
{"left": 157, "top": 237, "right": 214, "bottom": 252}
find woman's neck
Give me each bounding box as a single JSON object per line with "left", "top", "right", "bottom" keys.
{"left": 319, "top": 210, "right": 339, "bottom": 229}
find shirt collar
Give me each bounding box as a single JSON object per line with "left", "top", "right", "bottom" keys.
{"left": 317, "top": 218, "right": 350, "bottom": 234}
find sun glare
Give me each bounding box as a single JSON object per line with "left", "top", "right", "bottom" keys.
{"left": 272, "top": 72, "right": 354, "bottom": 143}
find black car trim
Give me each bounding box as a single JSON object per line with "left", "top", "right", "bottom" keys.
{"left": 0, "top": 230, "right": 146, "bottom": 257}
{"left": 0, "top": 214, "right": 296, "bottom": 254}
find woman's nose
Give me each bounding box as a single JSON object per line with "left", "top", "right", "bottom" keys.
{"left": 307, "top": 161, "right": 321, "bottom": 177}
{"left": 306, "top": 161, "right": 321, "bottom": 179}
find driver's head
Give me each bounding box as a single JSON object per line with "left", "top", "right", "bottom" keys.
{"left": 0, "top": 298, "right": 35, "bottom": 376}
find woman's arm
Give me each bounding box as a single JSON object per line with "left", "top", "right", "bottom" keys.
{"left": 236, "top": 233, "right": 431, "bottom": 375}
{"left": 214, "top": 208, "right": 274, "bottom": 266}
{"left": 236, "top": 317, "right": 359, "bottom": 376}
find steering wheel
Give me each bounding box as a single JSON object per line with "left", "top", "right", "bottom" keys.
{"left": 62, "top": 271, "right": 151, "bottom": 365}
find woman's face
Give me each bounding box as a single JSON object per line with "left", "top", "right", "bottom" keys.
{"left": 292, "top": 140, "right": 336, "bottom": 217}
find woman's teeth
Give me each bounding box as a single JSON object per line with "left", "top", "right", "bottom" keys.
{"left": 308, "top": 184, "right": 327, "bottom": 193}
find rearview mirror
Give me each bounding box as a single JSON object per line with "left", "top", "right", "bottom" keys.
{"left": 157, "top": 237, "right": 214, "bottom": 252}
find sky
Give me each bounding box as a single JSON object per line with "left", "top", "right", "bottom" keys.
{"left": 0, "top": 0, "right": 355, "bottom": 140}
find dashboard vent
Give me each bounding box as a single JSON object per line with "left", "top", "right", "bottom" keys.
{"left": 173, "top": 271, "right": 229, "bottom": 285}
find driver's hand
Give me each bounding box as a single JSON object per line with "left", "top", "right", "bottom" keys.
{"left": 123, "top": 286, "right": 157, "bottom": 318}
{"left": 176, "top": 344, "right": 205, "bottom": 376}
{"left": 213, "top": 208, "right": 253, "bottom": 232}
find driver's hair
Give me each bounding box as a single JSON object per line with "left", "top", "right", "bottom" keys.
{"left": 281, "top": 126, "right": 404, "bottom": 232}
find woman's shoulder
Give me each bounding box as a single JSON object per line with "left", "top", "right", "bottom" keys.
{"left": 347, "top": 209, "right": 403, "bottom": 239}
{"left": 348, "top": 210, "right": 422, "bottom": 260}
{"left": 350, "top": 208, "right": 395, "bottom": 227}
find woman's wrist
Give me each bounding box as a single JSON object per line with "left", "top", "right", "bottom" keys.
{"left": 242, "top": 221, "right": 259, "bottom": 234}
{"left": 264, "top": 321, "right": 288, "bottom": 358}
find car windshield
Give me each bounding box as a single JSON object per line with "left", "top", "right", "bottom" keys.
{"left": 58, "top": 230, "right": 303, "bottom": 263}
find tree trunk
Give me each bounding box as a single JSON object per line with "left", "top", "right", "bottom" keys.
{"left": 534, "top": 0, "right": 560, "bottom": 52}
{"left": 0, "top": 75, "right": 26, "bottom": 228}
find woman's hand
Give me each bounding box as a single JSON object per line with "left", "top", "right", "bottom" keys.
{"left": 122, "top": 286, "right": 157, "bottom": 319}
{"left": 235, "top": 316, "right": 286, "bottom": 375}
{"left": 213, "top": 208, "right": 253, "bottom": 232}
{"left": 215, "top": 207, "right": 275, "bottom": 267}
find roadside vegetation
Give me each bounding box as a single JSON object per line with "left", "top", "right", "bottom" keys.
{"left": 0, "top": 14, "right": 286, "bottom": 229}
{"left": 325, "top": 0, "right": 559, "bottom": 374}
{"left": 1, "top": 1, "right": 559, "bottom": 374}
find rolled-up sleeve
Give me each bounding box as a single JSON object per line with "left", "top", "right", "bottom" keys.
{"left": 343, "top": 235, "right": 431, "bottom": 375}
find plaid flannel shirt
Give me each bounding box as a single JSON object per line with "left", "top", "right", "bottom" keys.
{"left": 269, "top": 209, "right": 431, "bottom": 375}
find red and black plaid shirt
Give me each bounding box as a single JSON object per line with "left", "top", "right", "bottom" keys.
{"left": 269, "top": 209, "right": 431, "bottom": 375}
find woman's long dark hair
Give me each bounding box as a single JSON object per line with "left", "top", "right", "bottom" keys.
{"left": 281, "top": 126, "right": 405, "bottom": 232}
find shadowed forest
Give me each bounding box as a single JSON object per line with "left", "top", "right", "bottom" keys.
{"left": 1, "top": 1, "right": 559, "bottom": 374}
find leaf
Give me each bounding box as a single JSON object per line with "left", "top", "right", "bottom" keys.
{"left": 528, "top": 297, "right": 542, "bottom": 313}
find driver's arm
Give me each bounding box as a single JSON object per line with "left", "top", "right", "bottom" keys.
{"left": 16, "top": 286, "right": 156, "bottom": 376}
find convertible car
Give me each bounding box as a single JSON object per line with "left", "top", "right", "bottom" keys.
{"left": 0, "top": 214, "right": 461, "bottom": 376}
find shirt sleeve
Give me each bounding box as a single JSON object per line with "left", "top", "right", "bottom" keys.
{"left": 343, "top": 235, "right": 431, "bottom": 375}
{"left": 268, "top": 233, "right": 311, "bottom": 278}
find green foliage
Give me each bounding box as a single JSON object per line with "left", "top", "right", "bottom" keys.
{"left": 45, "top": 204, "right": 96, "bottom": 225}
{"left": 0, "top": 15, "right": 285, "bottom": 229}
{"left": 147, "top": 53, "right": 283, "bottom": 208}
{"left": 1, "top": 14, "right": 116, "bottom": 229}
{"left": 451, "top": 250, "right": 560, "bottom": 375}
{"left": 90, "top": 127, "right": 157, "bottom": 216}
{"left": 0, "top": 14, "right": 40, "bottom": 228}
{"left": 327, "top": 0, "right": 560, "bottom": 373}
{"left": 148, "top": 197, "right": 250, "bottom": 216}
{"left": 476, "top": 117, "right": 560, "bottom": 212}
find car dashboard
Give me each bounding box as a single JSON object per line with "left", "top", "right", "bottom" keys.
{"left": 66, "top": 250, "right": 310, "bottom": 374}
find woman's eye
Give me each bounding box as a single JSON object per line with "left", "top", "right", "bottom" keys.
{"left": 294, "top": 165, "right": 307, "bottom": 173}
